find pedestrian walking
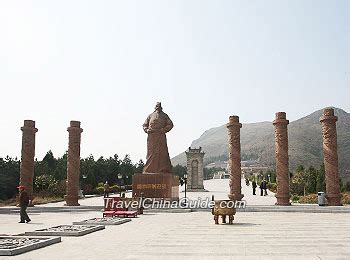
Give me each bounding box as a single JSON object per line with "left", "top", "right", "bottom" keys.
{"left": 18, "top": 186, "right": 31, "bottom": 223}
{"left": 104, "top": 181, "right": 110, "bottom": 198}
{"left": 263, "top": 180, "right": 268, "bottom": 196}
{"left": 259, "top": 181, "right": 264, "bottom": 196}
{"left": 252, "top": 180, "right": 257, "bottom": 195}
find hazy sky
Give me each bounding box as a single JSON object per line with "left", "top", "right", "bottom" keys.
{"left": 1, "top": 1, "right": 349, "bottom": 162}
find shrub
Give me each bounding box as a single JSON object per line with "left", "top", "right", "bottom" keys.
{"left": 345, "top": 182, "right": 350, "bottom": 192}
{"left": 110, "top": 185, "right": 126, "bottom": 193}
{"left": 34, "top": 175, "right": 65, "bottom": 196}
{"left": 291, "top": 194, "right": 300, "bottom": 202}
{"left": 299, "top": 194, "right": 317, "bottom": 204}
{"left": 341, "top": 192, "right": 350, "bottom": 204}
{"left": 54, "top": 180, "right": 66, "bottom": 196}
{"left": 34, "top": 175, "right": 58, "bottom": 192}
{"left": 94, "top": 186, "right": 104, "bottom": 195}
{"left": 266, "top": 183, "right": 277, "bottom": 193}
{"left": 290, "top": 181, "right": 304, "bottom": 196}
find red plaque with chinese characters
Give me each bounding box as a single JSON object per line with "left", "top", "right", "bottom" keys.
{"left": 132, "top": 173, "right": 179, "bottom": 200}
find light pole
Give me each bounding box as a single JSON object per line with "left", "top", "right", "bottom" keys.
{"left": 82, "top": 174, "right": 87, "bottom": 197}
{"left": 117, "top": 173, "right": 122, "bottom": 197}
{"left": 184, "top": 173, "right": 188, "bottom": 204}
{"left": 125, "top": 176, "right": 129, "bottom": 192}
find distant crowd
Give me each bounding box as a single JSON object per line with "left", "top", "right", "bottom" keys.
{"left": 246, "top": 179, "right": 268, "bottom": 196}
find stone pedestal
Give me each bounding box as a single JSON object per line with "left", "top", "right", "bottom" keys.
{"left": 227, "top": 116, "right": 244, "bottom": 201}
{"left": 19, "top": 120, "right": 38, "bottom": 205}
{"left": 64, "top": 121, "right": 83, "bottom": 206}
{"left": 132, "top": 173, "right": 179, "bottom": 200}
{"left": 320, "top": 108, "right": 342, "bottom": 206}
{"left": 273, "top": 112, "right": 291, "bottom": 206}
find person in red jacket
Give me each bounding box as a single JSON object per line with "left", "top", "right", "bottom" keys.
{"left": 18, "top": 186, "right": 31, "bottom": 223}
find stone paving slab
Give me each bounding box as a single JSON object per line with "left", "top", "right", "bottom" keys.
{"left": 24, "top": 225, "right": 105, "bottom": 237}
{"left": 0, "top": 236, "right": 61, "bottom": 256}
{"left": 72, "top": 217, "right": 131, "bottom": 225}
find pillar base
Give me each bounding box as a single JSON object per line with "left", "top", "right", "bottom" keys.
{"left": 275, "top": 194, "right": 291, "bottom": 206}
{"left": 275, "top": 201, "right": 291, "bottom": 206}
{"left": 64, "top": 195, "right": 80, "bottom": 206}
{"left": 228, "top": 193, "right": 244, "bottom": 201}
{"left": 326, "top": 193, "right": 342, "bottom": 206}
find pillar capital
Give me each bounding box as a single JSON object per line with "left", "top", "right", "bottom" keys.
{"left": 227, "top": 115, "right": 242, "bottom": 128}
{"left": 273, "top": 112, "right": 289, "bottom": 125}
{"left": 67, "top": 121, "right": 83, "bottom": 133}
{"left": 320, "top": 108, "right": 338, "bottom": 123}
{"left": 21, "top": 120, "right": 38, "bottom": 133}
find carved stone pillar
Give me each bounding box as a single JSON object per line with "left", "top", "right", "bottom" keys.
{"left": 273, "top": 112, "right": 291, "bottom": 205}
{"left": 64, "top": 121, "right": 83, "bottom": 206}
{"left": 19, "top": 120, "right": 38, "bottom": 205}
{"left": 227, "top": 116, "right": 243, "bottom": 201}
{"left": 320, "top": 108, "right": 342, "bottom": 206}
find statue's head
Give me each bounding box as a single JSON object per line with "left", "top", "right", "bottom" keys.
{"left": 155, "top": 102, "right": 162, "bottom": 112}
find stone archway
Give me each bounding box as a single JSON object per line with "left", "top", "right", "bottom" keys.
{"left": 186, "top": 147, "right": 206, "bottom": 191}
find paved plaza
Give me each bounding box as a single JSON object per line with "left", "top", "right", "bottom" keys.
{"left": 1, "top": 210, "right": 350, "bottom": 259}
{"left": 1, "top": 179, "right": 350, "bottom": 259}
{"left": 181, "top": 179, "right": 277, "bottom": 206}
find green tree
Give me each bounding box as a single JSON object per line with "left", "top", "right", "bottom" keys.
{"left": 265, "top": 169, "right": 276, "bottom": 183}
{"left": 172, "top": 164, "right": 187, "bottom": 178}
{"left": 316, "top": 164, "right": 326, "bottom": 192}
{"left": 42, "top": 150, "right": 57, "bottom": 169}
{"left": 291, "top": 165, "right": 306, "bottom": 195}
{"left": 306, "top": 166, "right": 318, "bottom": 194}
{"left": 0, "top": 157, "right": 20, "bottom": 200}
{"left": 135, "top": 159, "right": 144, "bottom": 174}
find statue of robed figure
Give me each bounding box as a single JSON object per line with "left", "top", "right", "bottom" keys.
{"left": 142, "top": 102, "right": 173, "bottom": 174}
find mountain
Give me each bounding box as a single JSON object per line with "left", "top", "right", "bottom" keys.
{"left": 171, "top": 107, "right": 350, "bottom": 180}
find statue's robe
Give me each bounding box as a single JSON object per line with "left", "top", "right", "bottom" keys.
{"left": 143, "top": 110, "right": 173, "bottom": 174}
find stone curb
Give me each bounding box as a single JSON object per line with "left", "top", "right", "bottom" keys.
{"left": 24, "top": 225, "right": 105, "bottom": 236}
{"left": 0, "top": 236, "right": 61, "bottom": 256}
{"left": 191, "top": 205, "right": 350, "bottom": 213}
{"left": 1, "top": 205, "right": 350, "bottom": 214}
